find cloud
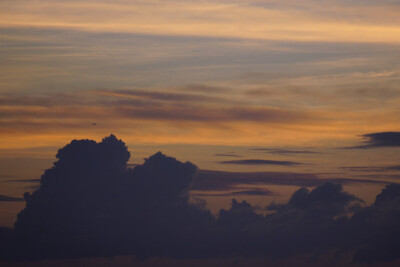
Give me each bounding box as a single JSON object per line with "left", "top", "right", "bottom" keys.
{"left": 2, "top": 0, "right": 400, "bottom": 43}
{"left": 0, "top": 195, "right": 24, "bottom": 202}
{"left": 4, "top": 135, "right": 400, "bottom": 264}
{"left": 268, "top": 183, "right": 363, "bottom": 216}
{"left": 12, "top": 135, "right": 213, "bottom": 259}
{"left": 181, "top": 84, "right": 231, "bottom": 94}
{"left": 218, "top": 159, "right": 301, "bottom": 166}
{"left": 192, "top": 189, "right": 274, "bottom": 197}
{"left": 268, "top": 150, "right": 323, "bottom": 155}
{"left": 96, "top": 89, "right": 222, "bottom": 103}
{"left": 348, "top": 183, "right": 400, "bottom": 262}
{"left": 341, "top": 165, "right": 400, "bottom": 172}
{"left": 5, "top": 179, "right": 41, "bottom": 183}
{"left": 351, "top": 132, "right": 400, "bottom": 148}
{"left": 214, "top": 153, "right": 242, "bottom": 157}
{"left": 251, "top": 148, "right": 325, "bottom": 155}
{"left": 191, "top": 170, "right": 386, "bottom": 191}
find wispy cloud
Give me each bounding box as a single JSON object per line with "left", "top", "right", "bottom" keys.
{"left": 218, "top": 159, "right": 301, "bottom": 166}
{"left": 191, "top": 170, "right": 387, "bottom": 191}
{"left": 251, "top": 148, "right": 325, "bottom": 155}
{"left": 1, "top": 1, "right": 400, "bottom": 43}
{"left": 214, "top": 154, "right": 243, "bottom": 157}
{"left": 0, "top": 194, "right": 24, "bottom": 202}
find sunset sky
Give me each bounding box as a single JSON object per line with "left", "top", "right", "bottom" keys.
{"left": 1, "top": 0, "right": 400, "bottom": 238}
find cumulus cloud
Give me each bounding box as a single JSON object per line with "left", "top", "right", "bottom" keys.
{"left": 3, "top": 135, "right": 400, "bottom": 264}
{"left": 347, "top": 183, "right": 400, "bottom": 262}
{"left": 12, "top": 135, "right": 212, "bottom": 259}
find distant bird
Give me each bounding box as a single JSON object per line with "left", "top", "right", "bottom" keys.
{"left": 92, "top": 123, "right": 97, "bottom": 126}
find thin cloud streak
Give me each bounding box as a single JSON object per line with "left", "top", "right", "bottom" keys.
{"left": 1, "top": 1, "right": 400, "bottom": 43}
{"left": 0, "top": 195, "right": 24, "bottom": 202}
{"left": 192, "top": 170, "right": 388, "bottom": 191}
{"left": 218, "top": 159, "right": 301, "bottom": 166}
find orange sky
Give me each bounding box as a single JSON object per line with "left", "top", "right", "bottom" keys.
{"left": 1, "top": 0, "right": 400, "bottom": 227}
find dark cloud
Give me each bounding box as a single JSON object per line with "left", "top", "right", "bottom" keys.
{"left": 192, "top": 189, "right": 274, "bottom": 197}
{"left": 268, "top": 183, "right": 363, "bottom": 216}
{"left": 0, "top": 194, "right": 24, "bottom": 202}
{"left": 251, "top": 148, "right": 325, "bottom": 155}
{"left": 218, "top": 159, "right": 301, "bottom": 166}
{"left": 3, "top": 135, "right": 400, "bottom": 264}
{"left": 341, "top": 165, "right": 400, "bottom": 172}
{"left": 191, "top": 170, "right": 386, "bottom": 191}
{"left": 0, "top": 91, "right": 318, "bottom": 135}
{"left": 116, "top": 105, "right": 308, "bottom": 123}
{"left": 350, "top": 132, "right": 400, "bottom": 148}
{"left": 5, "top": 179, "right": 41, "bottom": 183}
{"left": 231, "top": 190, "right": 274, "bottom": 196}
{"left": 11, "top": 135, "right": 213, "bottom": 260}
{"left": 214, "top": 153, "right": 242, "bottom": 157}
{"left": 348, "top": 183, "right": 400, "bottom": 262}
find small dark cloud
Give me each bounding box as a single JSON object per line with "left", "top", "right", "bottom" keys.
{"left": 5, "top": 179, "right": 40, "bottom": 183}
{"left": 0, "top": 194, "right": 24, "bottom": 202}
{"left": 192, "top": 189, "right": 274, "bottom": 197}
{"left": 214, "top": 153, "right": 242, "bottom": 157}
{"left": 349, "top": 132, "right": 400, "bottom": 148}
{"left": 341, "top": 165, "right": 400, "bottom": 172}
{"left": 251, "top": 148, "right": 325, "bottom": 155}
{"left": 231, "top": 190, "right": 274, "bottom": 196}
{"left": 218, "top": 159, "right": 301, "bottom": 166}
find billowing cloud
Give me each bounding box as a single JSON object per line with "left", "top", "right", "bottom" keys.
{"left": 12, "top": 135, "right": 213, "bottom": 259}
{"left": 2, "top": 135, "right": 399, "bottom": 264}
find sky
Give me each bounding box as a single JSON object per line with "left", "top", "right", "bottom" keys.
{"left": 0, "top": 0, "right": 400, "bottom": 264}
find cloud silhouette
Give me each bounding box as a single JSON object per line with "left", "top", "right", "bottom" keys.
{"left": 12, "top": 135, "right": 212, "bottom": 260}
{"left": 352, "top": 131, "right": 400, "bottom": 148}
{"left": 3, "top": 135, "right": 400, "bottom": 264}
{"left": 347, "top": 183, "right": 400, "bottom": 262}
